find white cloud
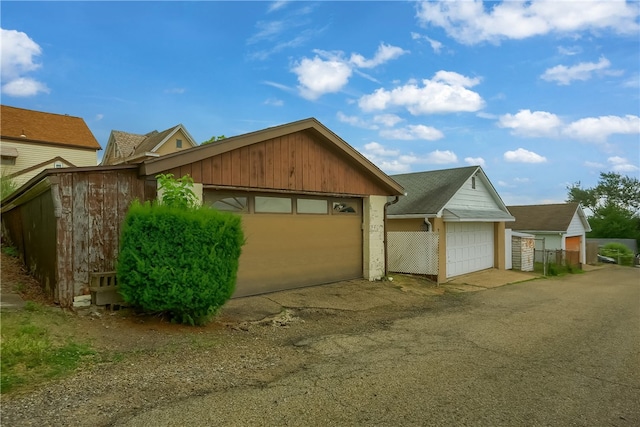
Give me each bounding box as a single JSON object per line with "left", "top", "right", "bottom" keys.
{"left": 541, "top": 57, "right": 619, "bottom": 85}
{"left": 411, "top": 32, "right": 444, "bottom": 53}
{"left": 336, "top": 111, "right": 377, "bottom": 129}
{"left": 292, "top": 55, "right": 352, "bottom": 100}
{"left": 416, "top": 0, "right": 640, "bottom": 45}
{"left": 164, "top": 87, "right": 185, "bottom": 94}
{"left": 291, "top": 42, "right": 406, "bottom": 100}
{"left": 608, "top": 156, "right": 639, "bottom": 172}
{"left": 360, "top": 141, "right": 458, "bottom": 173}
{"left": 557, "top": 45, "right": 582, "bottom": 56}
{"left": 373, "top": 114, "right": 403, "bottom": 127}
{"left": 504, "top": 148, "right": 547, "bottom": 163}
{"left": 95, "top": 114, "right": 104, "bottom": 121}
{"left": 268, "top": 1, "right": 289, "bottom": 13}
{"left": 563, "top": 115, "right": 640, "bottom": 142}
{"left": 363, "top": 142, "right": 400, "bottom": 157}
{"left": 358, "top": 71, "right": 484, "bottom": 114}
{"left": 379, "top": 124, "right": 444, "bottom": 141}
{"left": 349, "top": 43, "right": 408, "bottom": 68}
{"left": 498, "top": 109, "right": 563, "bottom": 137}
{"left": 464, "top": 156, "right": 485, "bottom": 167}
{"left": 0, "top": 28, "right": 49, "bottom": 97}
{"left": 1, "top": 77, "right": 50, "bottom": 97}
{"left": 264, "top": 98, "right": 284, "bottom": 106}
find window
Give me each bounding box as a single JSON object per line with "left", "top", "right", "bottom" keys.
{"left": 176, "top": 139, "right": 183, "bottom": 148}
{"left": 204, "top": 192, "right": 248, "bottom": 213}
{"left": 255, "top": 196, "right": 292, "bottom": 213}
{"left": 471, "top": 176, "right": 476, "bottom": 189}
{"left": 210, "top": 196, "right": 248, "bottom": 212}
{"left": 297, "top": 198, "right": 327, "bottom": 214}
{"left": 54, "top": 162, "right": 63, "bottom": 168}
{"left": 1, "top": 156, "right": 16, "bottom": 166}
{"left": 332, "top": 200, "right": 358, "bottom": 214}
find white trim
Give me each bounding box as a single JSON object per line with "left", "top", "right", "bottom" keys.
{"left": 150, "top": 124, "right": 198, "bottom": 153}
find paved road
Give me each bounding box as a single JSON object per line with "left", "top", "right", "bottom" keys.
{"left": 118, "top": 267, "right": 640, "bottom": 426}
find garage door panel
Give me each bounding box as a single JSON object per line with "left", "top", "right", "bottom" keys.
{"left": 234, "top": 212, "right": 362, "bottom": 297}
{"left": 446, "top": 222, "right": 494, "bottom": 278}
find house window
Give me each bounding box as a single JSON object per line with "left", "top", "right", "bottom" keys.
{"left": 297, "top": 198, "right": 328, "bottom": 214}
{"left": 472, "top": 177, "right": 476, "bottom": 189}
{"left": 1, "top": 156, "right": 16, "bottom": 166}
{"left": 176, "top": 139, "right": 183, "bottom": 148}
{"left": 54, "top": 162, "right": 63, "bottom": 168}
{"left": 255, "top": 196, "right": 292, "bottom": 213}
{"left": 332, "top": 200, "right": 358, "bottom": 214}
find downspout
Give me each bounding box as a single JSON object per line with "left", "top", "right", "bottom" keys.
{"left": 383, "top": 195, "right": 401, "bottom": 277}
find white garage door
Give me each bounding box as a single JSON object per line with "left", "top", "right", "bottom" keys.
{"left": 446, "top": 222, "right": 494, "bottom": 278}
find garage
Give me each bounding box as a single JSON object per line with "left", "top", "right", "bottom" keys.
{"left": 204, "top": 191, "right": 363, "bottom": 297}
{"left": 141, "top": 118, "right": 404, "bottom": 298}
{"left": 446, "top": 222, "right": 494, "bottom": 278}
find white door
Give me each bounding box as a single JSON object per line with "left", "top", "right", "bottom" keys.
{"left": 446, "top": 222, "right": 494, "bottom": 278}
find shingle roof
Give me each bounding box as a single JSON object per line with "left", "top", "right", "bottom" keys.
{"left": 506, "top": 203, "right": 580, "bottom": 232}
{"left": 0, "top": 105, "right": 101, "bottom": 150}
{"left": 103, "top": 125, "right": 185, "bottom": 165}
{"left": 110, "top": 130, "right": 147, "bottom": 158}
{"left": 388, "top": 166, "right": 479, "bottom": 215}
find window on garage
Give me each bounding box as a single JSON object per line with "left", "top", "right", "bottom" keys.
{"left": 297, "top": 198, "right": 328, "bottom": 214}
{"left": 204, "top": 192, "right": 248, "bottom": 213}
{"left": 332, "top": 199, "right": 358, "bottom": 214}
{"left": 255, "top": 196, "right": 292, "bottom": 213}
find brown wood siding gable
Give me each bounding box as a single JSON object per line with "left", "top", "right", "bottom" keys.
{"left": 165, "top": 130, "right": 391, "bottom": 195}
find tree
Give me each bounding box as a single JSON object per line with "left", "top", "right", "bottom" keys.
{"left": 567, "top": 172, "right": 640, "bottom": 214}
{"left": 567, "top": 172, "right": 640, "bottom": 245}
{"left": 201, "top": 135, "right": 226, "bottom": 145}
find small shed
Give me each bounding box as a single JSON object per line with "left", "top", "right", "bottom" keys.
{"left": 511, "top": 231, "right": 535, "bottom": 272}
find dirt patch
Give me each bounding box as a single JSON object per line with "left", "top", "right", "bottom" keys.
{"left": 1, "top": 250, "right": 53, "bottom": 306}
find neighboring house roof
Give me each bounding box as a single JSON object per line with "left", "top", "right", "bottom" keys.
{"left": 140, "top": 117, "right": 405, "bottom": 196}
{"left": 507, "top": 203, "right": 591, "bottom": 233}
{"left": 0, "top": 105, "right": 101, "bottom": 150}
{"left": 101, "top": 124, "right": 197, "bottom": 165}
{"left": 387, "top": 166, "right": 513, "bottom": 221}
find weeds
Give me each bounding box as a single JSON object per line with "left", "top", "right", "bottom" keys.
{"left": 0, "top": 308, "right": 95, "bottom": 394}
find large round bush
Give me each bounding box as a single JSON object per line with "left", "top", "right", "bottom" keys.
{"left": 117, "top": 201, "right": 244, "bottom": 325}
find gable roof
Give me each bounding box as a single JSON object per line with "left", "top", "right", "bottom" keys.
{"left": 101, "top": 124, "right": 197, "bottom": 165}
{"left": 140, "top": 117, "right": 405, "bottom": 196}
{"left": 0, "top": 105, "right": 100, "bottom": 150}
{"left": 506, "top": 203, "right": 590, "bottom": 233}
{"left": 387, "top": 166, "right": 513, "bottom": 221}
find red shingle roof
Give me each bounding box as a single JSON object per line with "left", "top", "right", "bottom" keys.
{"left": 0, "top": 105, "right": 101, "bottom": 150}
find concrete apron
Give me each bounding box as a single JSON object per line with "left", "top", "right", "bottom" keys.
{"left": 220, "top": 268, "right": 539, "bottom": 323}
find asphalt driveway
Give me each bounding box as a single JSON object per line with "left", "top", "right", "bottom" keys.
{"left": 119, "top": 265, "right": 640, "bottom": 426}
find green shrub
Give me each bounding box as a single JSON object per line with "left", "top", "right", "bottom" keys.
{"left": 117, "top": 201, "right": 244, "bottom": 325}
{"left": 600, "top": 242, "right": 634, "bottom": 266}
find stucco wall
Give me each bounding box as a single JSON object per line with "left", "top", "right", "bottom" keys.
{"left": 363, "top": 195, "right": 386, "bottom": 280}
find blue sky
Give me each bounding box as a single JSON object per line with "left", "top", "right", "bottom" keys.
{"left": 2, "top": 1, "right": 639, "bottom": 205}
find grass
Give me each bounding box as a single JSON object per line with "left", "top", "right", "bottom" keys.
{"left": 0, "top": 303, "right": 96, "bottom": 394}
{"left": 533, "top": 262, "right": 584, "bottom": 277}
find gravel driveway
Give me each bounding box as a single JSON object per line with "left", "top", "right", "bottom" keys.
{"left": 2, "top": 266, "right": 638, "bottom": 426}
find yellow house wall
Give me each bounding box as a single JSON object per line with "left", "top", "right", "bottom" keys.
{"left": 0, "top": 139, "right": 98, "bottom": 187}
{"left": 154, "top": 129, "right": 194, "bottom": 156}
{"left": 386, "top": 218, "right": 425, "bottom": 232}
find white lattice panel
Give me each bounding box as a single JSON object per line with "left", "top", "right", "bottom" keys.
{"left": 388, "top": 231, "right": 439, "bottom": 275}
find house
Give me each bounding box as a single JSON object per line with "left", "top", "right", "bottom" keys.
{"left": 100, "top": 124, "right": 197, "bottom": 165}
{"left": 0, "top": 105, "right": 101, "bottom": 186}
{"left": 387, "top": 166, "right": 514, "bottom": 283}
{"left": 506, "top": 203, "right": 591, "bottom": 265}
{"left": 1, "top": 118, "right": 404, "bottom": 306}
